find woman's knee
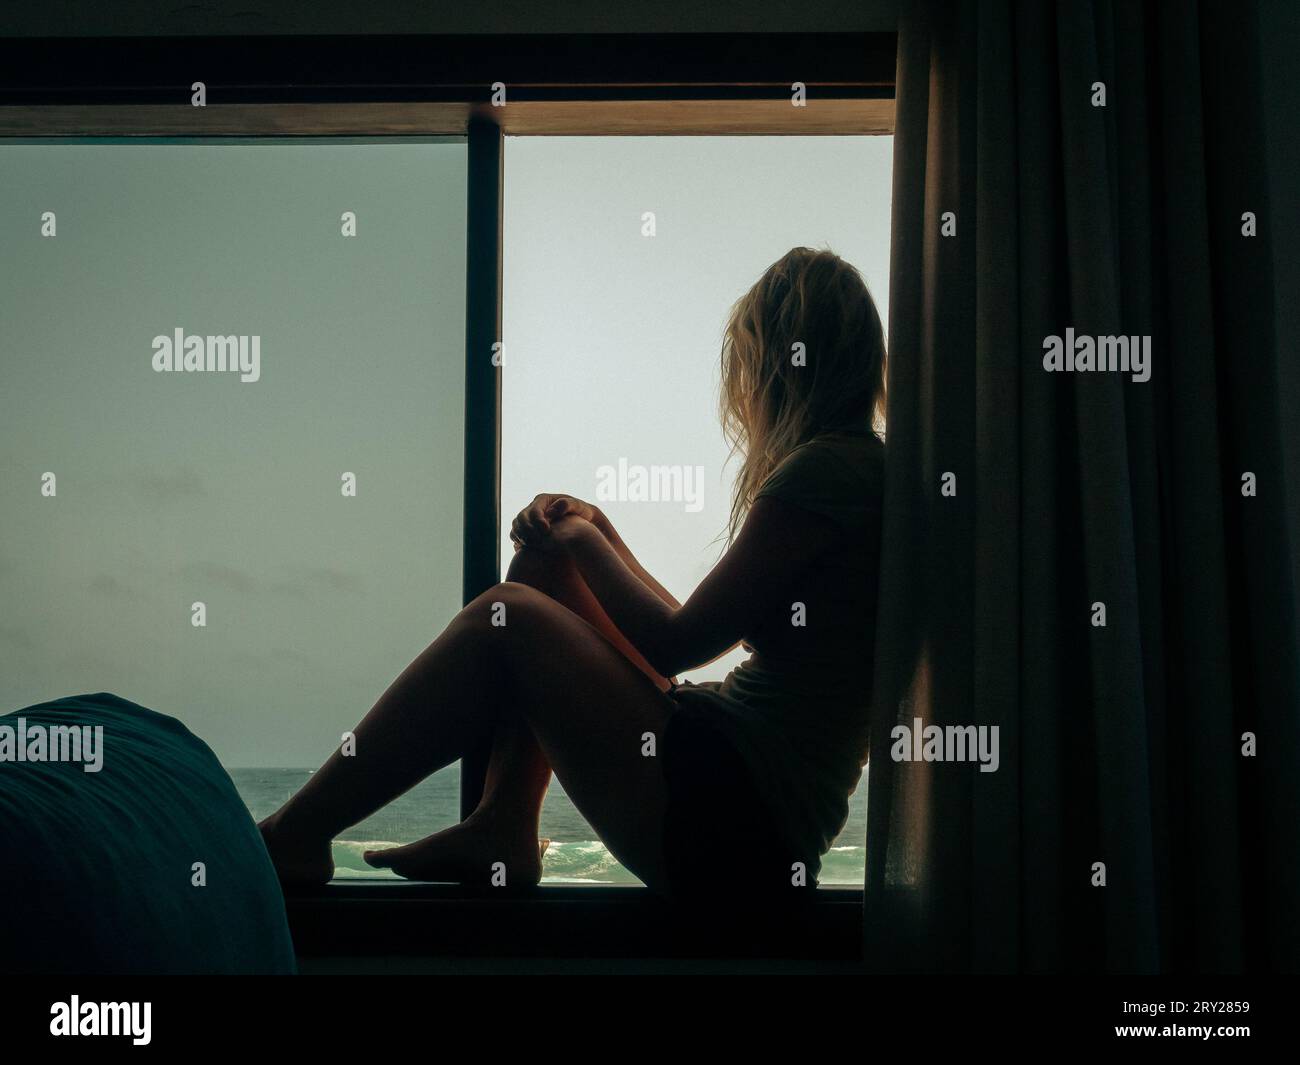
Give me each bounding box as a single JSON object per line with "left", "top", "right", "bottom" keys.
{"left": 504, "top": 543, "right": 575, "bottom": 591}
{"left": 463, "top": 580, "right": 555, "bottom": 631}
{"left": 443, "top": 584, "right": 556, "bottom": 679}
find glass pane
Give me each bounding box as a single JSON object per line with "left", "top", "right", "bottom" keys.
{"left": 0, "top": 138, "right": 468, "bottom": 879}
{"left": 503, "top": 135, "right": 893, "bottom": 885}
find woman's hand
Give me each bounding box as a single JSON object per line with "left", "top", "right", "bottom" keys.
{"left": 510, "top": 493, "right": 601, "bottom": 549}
{"left": 543, "top": 512, "right": 603, "bottom": 554}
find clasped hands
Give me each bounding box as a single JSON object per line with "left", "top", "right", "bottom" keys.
{"left": 509, "top": 494, "right": 604, "bottom": 555}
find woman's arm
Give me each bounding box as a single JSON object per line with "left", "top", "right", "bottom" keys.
{"left": 549, "top": 496, "right": 840, "bottom": 679}
{"left": 589, "top": 507, "right": 681, "bottom": 609}
{"left": 509, "top": 493, "right": 680, "bottom": 609}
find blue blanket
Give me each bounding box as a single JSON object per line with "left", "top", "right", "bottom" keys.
{"left": 0, "top": 693, "right": 295, "bottom": 974}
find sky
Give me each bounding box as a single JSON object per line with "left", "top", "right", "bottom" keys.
{"left": 502, "top": 135, "right": 893, "bottom": 683}
{"left": 0, "top": 139, "right": 468, "bottom": 767}
{"left": 0, "top": 134, "right": 891, "bottom": 767}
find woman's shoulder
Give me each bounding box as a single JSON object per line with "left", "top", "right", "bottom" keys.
{"left": 811, "top": 428, "right": 885, "bottom": 466}
{"left": 776, "top": 429, "right": 884, "bottom": 485}
{"left": 755, "top": 429, "right": 884, "bottom": 524}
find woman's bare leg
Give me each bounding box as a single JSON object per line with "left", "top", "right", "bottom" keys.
{"left": 483, "top": 543, "right": 671, "bottom": 803}
{"left": 260, "top": 575, "right": 676, "bottom": 891}
{"left": 504, "top": 544, "right": 672, "bottom": 692}
{"left": 257, "top": 601, "right": 505, "bottom": 886}
{"left": 357, "top": 710, "right": 554, "bottom": 885}
{"left": 362, "top": 544, "right": 670, "bottom": 881}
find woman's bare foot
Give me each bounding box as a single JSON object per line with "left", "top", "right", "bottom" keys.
{"left": 363, "top": 810, "right": 548, "bottom": 888}
{"left": 257, "top": 811, "right": 334, "bottom": 888}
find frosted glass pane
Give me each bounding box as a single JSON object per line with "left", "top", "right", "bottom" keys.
{"left": 0, "top": 139, "right": 468, "bottom": 787}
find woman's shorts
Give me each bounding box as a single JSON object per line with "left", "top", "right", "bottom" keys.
{"left": 659, "top": 699, "right": 810, "bottom": 904}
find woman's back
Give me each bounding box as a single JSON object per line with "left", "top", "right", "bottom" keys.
{"left": 742, "top": 428, "right": 885, "bottom": 674}
{"left": 670, "top": 427, "right": 885, "bottom": 877}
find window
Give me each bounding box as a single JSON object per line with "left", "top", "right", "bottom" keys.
{"left": 1, "top": 28, "right": 897, "bottom": 912}
{"left": 502, "top": 134, "right": 893, "bottom": 885}
{"left": 0, "top": 129, "right": 892, "bottom": 891}
{"left": 0, "top": 137, "right": 469, "bottom": 879}
{"left": 1, "top": 32, "right": 899, "bottom": 974}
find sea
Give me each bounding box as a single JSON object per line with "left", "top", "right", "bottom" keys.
{"left": 232, "top": 765, "right": 868, "bottom": 885}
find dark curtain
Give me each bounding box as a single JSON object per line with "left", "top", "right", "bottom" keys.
{"left": 866, "top": 0, "right": 1300, "bottom": 973}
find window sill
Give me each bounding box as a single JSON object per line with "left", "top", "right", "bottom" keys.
{"left": 285, "top": 881, "right": 862, "bottom": 961}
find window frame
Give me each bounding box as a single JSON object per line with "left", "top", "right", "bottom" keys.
{"left": 0, "top": 31, "right": 896, "bottom": 962}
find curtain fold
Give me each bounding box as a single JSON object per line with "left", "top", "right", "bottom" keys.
{"left": 866, "top": 0, "right": 1299, "bottom": 973}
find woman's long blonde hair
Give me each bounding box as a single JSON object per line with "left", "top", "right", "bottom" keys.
{"left": 719, "top": 247, "right": 886, "bottom": 543}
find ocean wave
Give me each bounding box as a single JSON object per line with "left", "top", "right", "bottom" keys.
{"left": 331, "top": 840, "right": 402, "bottom": 878}
{"left": 538, "top": 840, "right": 642, "bottom": 885}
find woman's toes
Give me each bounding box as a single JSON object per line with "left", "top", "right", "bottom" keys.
{"left": 363, "top": 847, "right": 397, "bottom": 868}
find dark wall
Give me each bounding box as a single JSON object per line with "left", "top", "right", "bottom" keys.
{"left": 0, "top": 1, "right": 901, "bottom": 36}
